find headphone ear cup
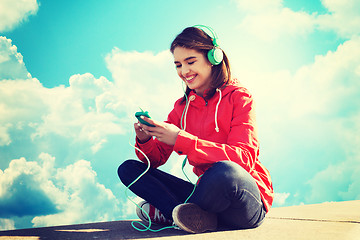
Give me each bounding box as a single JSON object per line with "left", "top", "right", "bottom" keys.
{"left": 207, "top": 48, "right": 223, "bottom": 65}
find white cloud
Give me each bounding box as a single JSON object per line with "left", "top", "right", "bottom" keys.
{"left": 105, "top": 48, "right": 183, "bottom": 120}
{"left": 235, "top": 0, "right": 315, "bottom": 41}
{"left": 121, "top": 196, "right": 143, "bottom": 219}
{"left": 244, "top": 36, "right": 360, "bottom": 205}
{"left": 166, "top": 154, "right": 198, "bottom": 184}
{"left": 32, "top": 158, "right": 121, "bottom": 227}
{"left": 0, "top": 78, "right": 46, "bottom": 123}
{"left": 306, "top": 110, "right": 360, "bottom": 203}
{"left": 242, "top": 9, "right": 315, "bottom": 41}
{"left": 0, "top": 153, "right": 121, "bottom": 229}
{"left": 0, "top": 124, "right": 11, "bottom": 146}
{"left": 291, "top": 36, "right": 360, "bottom": 117}
{"left": 235, "top": 0, "right": 360, "bottom": 42}
{"left": 317, "top": 0, "right": 360, "bottom": 38}
{"left": 0, "top": 0, "right": 39, "bottom": 32}
{"left": 0, "top": 37, "right": 31, "bottom": 79}
{"left": 0, "top": 37, "right": 131, "bottom": 154}
{"left": 0, "top": 53, "right": 128, "bottom": 154}
{"left": 0, "top": 37, "right": 42, "bottom": 147}
{"left": 306, "top": 161, "right": 357, "bottom": 203}
{"left": 32, "top": 73, "right": 127, "bottom": 153}
{"left": 235, "top": 0, "right": 283, "bottom": 12}
{"left": 245, "top": 36, "right": 360, "bottom": 133}
{"left": 0, "top": 155, "right": 61, "bottom": 219}
{"left": 274, "top": 192, "right": 290, "bottom": 206}
{"left": 0, "top": 74, "right": 127, "bottom": 154}
{"left": 0, "top": 218, "right": 15, "bottom": 231}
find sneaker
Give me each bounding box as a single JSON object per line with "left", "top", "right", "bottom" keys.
{"left": 172, "top": 203, "right": 217, "bottom": 233}
{"left": 136, "top": 201, "right": 173, "bottom": 226}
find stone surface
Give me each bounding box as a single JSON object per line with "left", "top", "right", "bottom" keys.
{"left": 0, "top": 200, "right": 359, "bottom": 240}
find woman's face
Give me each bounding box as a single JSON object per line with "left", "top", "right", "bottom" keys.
{"left": 173, "top": 47, "right": 212, "bottom": 97}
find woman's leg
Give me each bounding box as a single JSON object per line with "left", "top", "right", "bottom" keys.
{"left": 189, "top": 161, "right": 266, "bottom": 229}
{"left": 118, "top": 159, "right": 194, "bottom": 219}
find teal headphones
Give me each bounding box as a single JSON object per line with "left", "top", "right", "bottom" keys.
{"left": 193, "top": 25, "right": 224, "bottom": 65}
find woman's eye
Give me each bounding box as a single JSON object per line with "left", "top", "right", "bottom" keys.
{"left": 175, "top": 64, "right": 181, "bottom": 68}
{"left": 188, "top": 61, "right": 196, "bottom": 65}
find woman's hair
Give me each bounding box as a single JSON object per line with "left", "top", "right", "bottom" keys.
{"left": 170, "top": 27, "right": 231, "bottom": 101}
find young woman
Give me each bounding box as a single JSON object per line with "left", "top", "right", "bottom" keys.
{"left": 118, "top": 26, "right": 274, "bottom": 234}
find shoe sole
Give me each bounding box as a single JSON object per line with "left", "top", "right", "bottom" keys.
{"left": 172, "top": 203, "right": 217, "bottom": 234}
{"left": 136, "top": 201, "right": 149, "bottom": 223}
{"left": 136, "top": 201, "right": 173, "bottom": 226}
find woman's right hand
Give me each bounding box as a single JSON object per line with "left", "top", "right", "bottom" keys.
{"left": 134, "top": 122, "right": 152, "bottom": 143}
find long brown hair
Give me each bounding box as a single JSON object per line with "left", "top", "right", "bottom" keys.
{"left": 170, "top": 27, "right": 231, "bottom": 102}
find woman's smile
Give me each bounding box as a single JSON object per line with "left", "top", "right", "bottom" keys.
{"left": 185, "top": 74, "right": 197, "bottom": 84}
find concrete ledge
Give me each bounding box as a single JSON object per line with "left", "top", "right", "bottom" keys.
{"left": 1, "top": 200, "right": 359, "bottom": 240}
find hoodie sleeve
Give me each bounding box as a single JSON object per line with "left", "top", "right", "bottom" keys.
{"left": 173, "top": 90, "right": 259, "bottom": 174}
{"left": 135, "top": 136, "right": 174, "bottom": 168}
{"left": 134, "top": 99, "right": 184, "bottom": 168}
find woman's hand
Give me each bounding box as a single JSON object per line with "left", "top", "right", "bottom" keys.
{"left": 134, "top": 121, "right": 152, "bottom": 143}
{"left": 137, "top": 116, "right": 181, "bottom": 145}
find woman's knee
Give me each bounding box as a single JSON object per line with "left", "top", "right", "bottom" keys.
{"left": 117, "top": 159, "right": 146, "bottom": 185}
{"left": 203, "top": 161, "right": 259, "bottom": 195}
{"left": 207, "top": 161, "right": 248, "bottom": 181}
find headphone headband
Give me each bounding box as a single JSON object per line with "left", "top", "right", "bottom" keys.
{"left": 193, "top": 25, "right": 223, "bottom": 65}
{"left": 193, "top": 24, "right": 219, "bottom": 47}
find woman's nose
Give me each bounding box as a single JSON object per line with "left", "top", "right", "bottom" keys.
{"left": 181, "top": 65, "right": 190, "bottom": 76}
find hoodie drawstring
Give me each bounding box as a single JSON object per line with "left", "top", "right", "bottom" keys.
{"left": 215, "top": 88, "right": 222, "bottom": 132}
{"left": 181, "top": 94, "right": 191, "bottom": 131}
{"left": 181, "top": 89, "right": 222, "bottom": 133}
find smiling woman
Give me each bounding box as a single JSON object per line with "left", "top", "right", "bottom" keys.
{"left": 118, "top": 25, "right": 273, "bottom": 234}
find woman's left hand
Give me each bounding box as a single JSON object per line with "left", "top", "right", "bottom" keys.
{"left": 139, "top": 116, "right": 181, "bottom": 146}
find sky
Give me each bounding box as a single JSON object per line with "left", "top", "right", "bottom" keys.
{"left": 0, "top": 0, "right": 359, "bottom": 231}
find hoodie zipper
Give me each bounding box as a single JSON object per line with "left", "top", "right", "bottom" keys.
{"left": 201, "top": 99, "right": 209, "bottom": 137}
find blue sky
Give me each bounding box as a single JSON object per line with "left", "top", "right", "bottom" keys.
{"left": 1, "top": 0, "right": 360, "bottom": 230}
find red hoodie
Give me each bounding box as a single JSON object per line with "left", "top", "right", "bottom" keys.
{"left": 135, "top": 79, "right": 274, "bottom": 212}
